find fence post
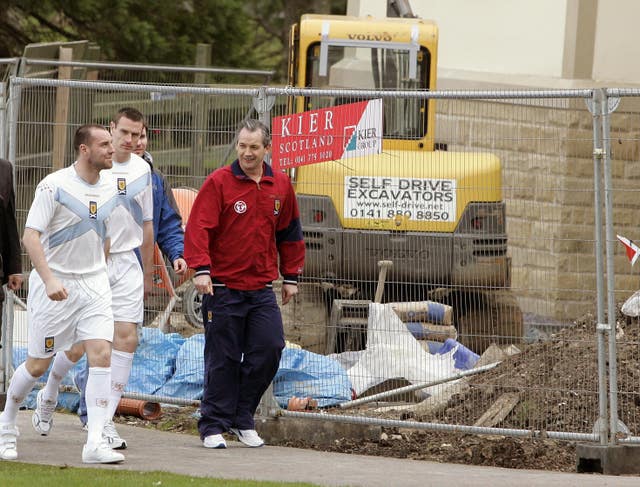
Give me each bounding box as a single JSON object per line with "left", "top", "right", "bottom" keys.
{"left": 252, "top": 87, "right": 275, "bottom": 165}
{"left": 1, "top": 288, "right": 16, "bottom": 398}
{"left": 600, "top": 89, "right": 623, "bottom": 445}
{"left": 589, "top": 89, "right": 609, "bottom": 445}
{"left": 7, "top": 78, "right": 21, "bottom": 170}
{"left": 254, "top": 86, "right": 278, "bottom": 418}
{"left": 0, "top": 286, "right": 5, "bottom": 396}
{"left": 52, "top": 47, "right": 73, "bottom": 170}
{"left": 0, "top": 82, "right": 6, "bottom": 160}
{"left": 4, "top": 77, "right": 20, "bottom": 400}
{"left": 253, "top": 86, "right": 275, "bottom": 127}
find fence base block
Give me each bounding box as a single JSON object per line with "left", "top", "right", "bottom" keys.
{"left": 255, "top": 416, "right": 381, "bottom": 448}
{"left": 576, "top": 443, "right": 640, "bottom": 475}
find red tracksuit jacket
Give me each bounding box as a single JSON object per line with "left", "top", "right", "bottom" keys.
{"left": 184, "top": 160, "right": 304, "bottom": 290}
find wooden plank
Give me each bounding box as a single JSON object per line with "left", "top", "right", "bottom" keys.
{"left": 420, "top": 323, "right": 457, "bottom": 342}
{"left": 473, "top": 392, "right": 520, "bottom": 428}
{"left": 191, "top": 43, "right": 211, "bottom": 178}
{"left": 85, "top": 44, "right": 101, "bottom": 81}
{"left": 52, "top": 47, "right": 72, "bottom": 170}
{"left": 389, "top": 301, "right": 453, "bottom": 325}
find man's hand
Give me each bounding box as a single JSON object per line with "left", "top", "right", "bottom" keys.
{"left": 141, "top": 221, "right": 154, "bottom": 297}
{"left": 193, "top": 274, "right": 214, "bottom": 295}
{"left": 45, "top": 276, "right": 68, "bottom": 301}
{"left": 173, "top": 257, "right": 188, "bottom": 275}
{"left": 7, "top": 273, "right": 23, "bottom": 291}
{"left": 281, "top": 283, "right": 298, "bottom": 305}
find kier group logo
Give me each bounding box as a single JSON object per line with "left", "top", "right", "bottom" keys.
{"left": 343, "top": 125, "right": 357, "bottom": 151}
{"left": 272, "top": 99, "right": 383, "bottom": 170}
{"left": 344, "top": 125, "right": 379, "bottom": 154}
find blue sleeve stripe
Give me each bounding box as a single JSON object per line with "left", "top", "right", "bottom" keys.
{"left": 276, "top": 217, "right": 303, "bottom": 244}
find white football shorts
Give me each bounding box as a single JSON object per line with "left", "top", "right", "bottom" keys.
{"left": 108, "top": 250, "right": 144, "bottom": 324}
{"left": 27, "top": 270, "right": 113, "bottom": 358}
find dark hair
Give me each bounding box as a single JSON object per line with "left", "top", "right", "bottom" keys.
{"left": 73, "top": 124, "right": 108, "bottom": 153}
{"left": 112, "top": 107, "right": 145, "bottom": 126}
{"left": 236, "top": 119, "right": 271, "bottom": 147}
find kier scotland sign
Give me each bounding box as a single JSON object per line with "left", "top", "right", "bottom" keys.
{"left": 271, "top": 99, "right": 383, "bottom": 170}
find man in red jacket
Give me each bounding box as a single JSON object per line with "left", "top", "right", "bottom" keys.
{"left": 185, "top": 119, "right": 304, "bottom": 449}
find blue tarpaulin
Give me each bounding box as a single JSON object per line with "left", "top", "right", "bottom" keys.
{"left": 155, "top": 333, "right": 205, "bottom": 400}
{"left": 273, "top": 347, "right": 352, "bottom": 408}
{"left": 127, "top": 328, "right": 185, "bottom": 395}
{"left": 13, "top": 328, "right": 353, "bottom": 410}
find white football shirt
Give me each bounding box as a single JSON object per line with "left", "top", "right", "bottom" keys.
{"left": 25, "top": 164, "right": 117, "bottom": 275}
{"left": 105, "top": 153, "right": 153, "bottom": 253}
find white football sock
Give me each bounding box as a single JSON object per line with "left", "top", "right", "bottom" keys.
{"left": 85, "top": 366, "right": 110, "bottom": 447}
{"left": 105, "top": 349, "right": 134, "bottom": 421}
{"left": 0, "top": 364, "right": 38, "bottom": 424}
{"left": 42, "top": 352, "right": 76, "bottom": 404}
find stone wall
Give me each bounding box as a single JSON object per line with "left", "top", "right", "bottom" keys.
{"left": 436, "top": 95, "right": 640, "bottom": 322}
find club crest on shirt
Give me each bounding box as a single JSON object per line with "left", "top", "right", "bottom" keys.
{"left": 44, "top": 336, "right": 55, "bottom": 353}
{"left": 207, "top": 311, "right": 213, "bottom": 322}
{"left": 234, "top": 200, "right": 247, "bottom": 214}
{"left": 89, "top": 200, "right": 97, "bottom": 219}
{"left": 274, "top": 199, "right": 281, "bottom": 216}
{"left": 117, "top": 177, "right": 127, "bottom": 195}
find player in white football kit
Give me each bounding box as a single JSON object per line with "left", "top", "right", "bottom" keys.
{"left": 100, "top": 108, "right": 154, "bottom": 449}
{"left": 0, "top": 125, "right": 124, "bottom": 464}
{"left": 38, "top": 107, "right": 154, "bottom": 450}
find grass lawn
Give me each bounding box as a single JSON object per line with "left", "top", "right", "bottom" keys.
{"left": 0, "top": 461, "right": 319, "bottom": 487}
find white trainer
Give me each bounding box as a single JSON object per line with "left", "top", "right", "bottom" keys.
{"left": 32, "top": 389, "right": 56, "bottom": 436}
{"left": 0, "top": 423, "right": 19, "bottom": 460}
{"left": 82, "top": 441, "right": 125, "bottom": 464}
{"left": 229, "top": 428, "right": 264, "bottom": 447}
{"left": 203, "top": 434, "right": 227, "bottom": 449}
{"left": 103, "top": 420, "right": 127, "bottom": 450}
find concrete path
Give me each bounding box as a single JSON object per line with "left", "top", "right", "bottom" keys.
{"left": 7, "top": 410, "right": 637, "bottom": 486}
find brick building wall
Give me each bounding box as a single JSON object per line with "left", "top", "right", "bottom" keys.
{"left": 435, "top": 96, "right": 640, "bottom": 322}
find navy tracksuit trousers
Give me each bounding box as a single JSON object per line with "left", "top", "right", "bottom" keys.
{"left": 198, "top": 286, "right": 285, "bottom": 439}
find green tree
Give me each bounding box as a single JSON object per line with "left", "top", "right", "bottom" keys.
{"left": 0, "top": 0, "right": 347, "bottom": 81}
{"left": 242, "top": 0, "right": 347, "bottom": 80}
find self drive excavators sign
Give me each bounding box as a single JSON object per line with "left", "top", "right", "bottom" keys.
{"left": 271, "top": 99, "right": 383, "bottom": 170}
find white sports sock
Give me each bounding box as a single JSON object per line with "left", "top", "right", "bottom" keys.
{"left": 85, "top": 366, "right": 110, "bottom": 447}
{"left": 105, "top": 350, "right": 134, "bottom": 421}
{"left": 0, "top": 364, "right": 37, "bottom": 424}
{"left": 42, "top": 352, "right": 76, "bottom": 404}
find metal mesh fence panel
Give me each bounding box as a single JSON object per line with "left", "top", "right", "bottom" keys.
{"left": 266, "top": 89, "right": 606, "bottom": 441}
{"left": 7, "top": 77, "right": 634, "bottom": 444}
{"left": 8, "top": 79, "right": 260, "bottom": 410}
{"left": 603, "top": 89, "right": 640, "bottom": 442}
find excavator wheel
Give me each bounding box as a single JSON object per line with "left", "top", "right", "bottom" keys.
{"left": 183, "top": 282, "right": 203, "bottom": 328}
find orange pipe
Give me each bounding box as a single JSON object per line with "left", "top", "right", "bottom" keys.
{"left": 116, "top": 398, "right": 162, "bottom": 420}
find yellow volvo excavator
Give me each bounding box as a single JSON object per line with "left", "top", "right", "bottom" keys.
{"left": 285, "top": 1, "right": 523, "bottom": 353}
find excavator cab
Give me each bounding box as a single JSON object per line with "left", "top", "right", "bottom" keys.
{"left": 289, "top": 15, "right": 437, "bottom": 150}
